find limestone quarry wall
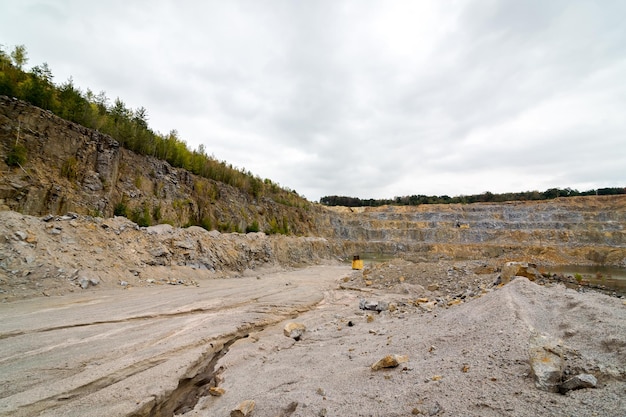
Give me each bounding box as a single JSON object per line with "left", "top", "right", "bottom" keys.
{"left": 317, "top": 196, "right": 626, "bottom": 266}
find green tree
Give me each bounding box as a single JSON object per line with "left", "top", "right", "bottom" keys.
{"left": 10, "top": 45, "right": 27, "bottom": 69}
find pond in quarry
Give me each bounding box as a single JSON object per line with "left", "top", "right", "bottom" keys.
{"left": 540, "top": 264, "right": 626, "bottom": 294}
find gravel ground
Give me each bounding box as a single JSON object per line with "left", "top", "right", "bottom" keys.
{"left": 185, "top": 260, "right": 626, "bottom": 417}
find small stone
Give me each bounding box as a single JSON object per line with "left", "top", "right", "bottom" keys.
{"left": 365, "top": 280, "right": 373, "bottom": 286}
{"left": 431, "top": 375, "right": 442, "bottom": 381}
{"left": 209, "top": 387, "right": 225, "bottom": 396}
{"left": 371, "top": 354, "right": 409, "bottom": 371}
{"left": 79, "top": 278, "right": 90, "bottom": 289}
{"left": 427, "top": 284, "right": 439, "bottom": 291}
{"left": 14, "top": 231, "right": 28, "bottom": 240}
{"left": 284, "top": 322, "right": 306, "bottom": 341}
{"left": 559, "top": 373, "right": 597, "bottom": 393}
{"left": 366, "top": 314, "right": 374, "bottom": 323}
{"left": 376, "top": 301, "right": 389, "bottom": 311}
{"left": 428, "top": 401, "right": 443, "bottom": 416}
{"left": 359, "top": 299, "right": 378, "bottom": 311}
{"left": 416, "top": 298, "right": 429, "bottom": 304}
{"left": 461, "top": 364, "right": 470, "bottom": 373}
{"left": 230, "top": 399, "right": 255, "bottom": 417}
{"left": 120, "top": 281, "right": 129, "bottom": 287}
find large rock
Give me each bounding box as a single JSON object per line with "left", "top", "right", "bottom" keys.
{"left": 501, "top": 262, "right": 541, "bottom": 285}
{"left": 529, "top": 333, "right": 563, "bottom": 392}
{"left": 371, "top": 354, "right": 409, "bottom": 371}
{"left": 230, "top": 399, "right": 255, "bottom": 417}
{"left": 559, "top": 373, "right": 597, "bottom": 393}
{"left": 359, "top": 299, "right": 389, "bottom": 312}
{"left": 284, "top": 322, "right": 306, "bottom": 341}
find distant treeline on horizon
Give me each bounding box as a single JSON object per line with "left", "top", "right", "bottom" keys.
{"left": 320, "top": 187, "right": 626, "bottom": 207}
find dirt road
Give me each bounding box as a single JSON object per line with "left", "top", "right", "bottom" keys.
{"left": 0, "top": 265, "right": 350, "bottom": 417}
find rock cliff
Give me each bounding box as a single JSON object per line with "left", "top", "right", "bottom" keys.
{"left": 0, "top": 96, "right": 320, "bottom": 235}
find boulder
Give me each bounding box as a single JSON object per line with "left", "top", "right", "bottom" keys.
{"left": 501, "top": 262, "right": 541, "bottom": 285}
{"left": 359, "top": 299, "right": 389, "bottom": 312}
{"left": 529, "top": 333, "right": 563, "bottom": 392}
{"left": 14, "top": 231, "right": 27, "bottom": 240}
{"left": 145, "top": 224, "right": 174, "bottom": 235}
{"left": 78, "top": 272, "right": 100, "bottom": 289}
{"left": 284, "top": 322, "right": 306, "bottom": 341}
{"left": 371, "top": 354, "right": 409, "bottom": 371}
{"left": 230, "top": 399, "right": 255, "bottom": 417}
{"left": 209, "top": 387, "right": 225, "bottom": 396}
{"left": 559, "top": 373, "right": 597, "bottom": 393}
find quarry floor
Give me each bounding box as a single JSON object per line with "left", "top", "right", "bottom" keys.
{"left": 1, "top": 263, "right": 626, "bottom": 417}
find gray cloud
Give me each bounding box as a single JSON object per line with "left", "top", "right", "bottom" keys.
{"left": 1, "top": 0, "right": 624, "bottom": 200}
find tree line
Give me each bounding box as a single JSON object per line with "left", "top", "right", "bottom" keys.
{"left": 0, "top": 44, "right": 304, "bottom": 206}
{"left": 320, "top": 187, "right": 626, "bottom": 207}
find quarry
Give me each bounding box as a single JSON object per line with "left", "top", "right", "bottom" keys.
{"left": 1, "top": 97, "right": 625, "bottom": 416}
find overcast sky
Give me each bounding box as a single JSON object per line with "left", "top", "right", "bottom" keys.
{"left": 1, "top": 1, "right": 625, "bottom": 201}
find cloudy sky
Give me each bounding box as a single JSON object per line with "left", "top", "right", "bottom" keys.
{"left": 1, "top": 1, "right": 625, "bottom": 201}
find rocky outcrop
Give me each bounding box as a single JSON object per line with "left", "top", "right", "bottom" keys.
{"left": 0, "top": 96, "right": 320, "bottom": 235}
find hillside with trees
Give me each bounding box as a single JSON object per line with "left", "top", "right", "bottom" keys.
{"left": 0, "top": 44, "right": 302, "bottom": 207}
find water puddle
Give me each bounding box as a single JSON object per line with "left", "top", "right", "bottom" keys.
{"left": 539, "top": 264, "right": 626, "bottom": 294}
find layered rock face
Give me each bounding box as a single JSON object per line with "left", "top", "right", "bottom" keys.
{"left": 0, "top": 96, "right": 319, "bottom": 235}
{"left": 317, "top": 196, "right": 626, "bottom": 266}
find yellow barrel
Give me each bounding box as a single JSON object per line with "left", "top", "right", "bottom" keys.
{"left": 352, "top": 255, "right": 364, "bottom": 270}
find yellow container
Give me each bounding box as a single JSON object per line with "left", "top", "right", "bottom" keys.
{"left": 352, "top": 255, "right": 364, "bottom": 270}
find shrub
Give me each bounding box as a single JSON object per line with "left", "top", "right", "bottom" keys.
{"left": 130, "top": 204, "right": 151, "bottom": 227}
{"left": 114, "top": 201, "right": 128, "bottom": 217}
{"left": 246, "top": 220, "right": 260, "bottom": 233}
{"left": 200, "top": 217, "right": 212, "bottom": 231}
{"left": 61, "top": 156, "right": 79, "bottom": 180}
{"left": 5, "top": 144, "right": 27, "bottom": 167}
